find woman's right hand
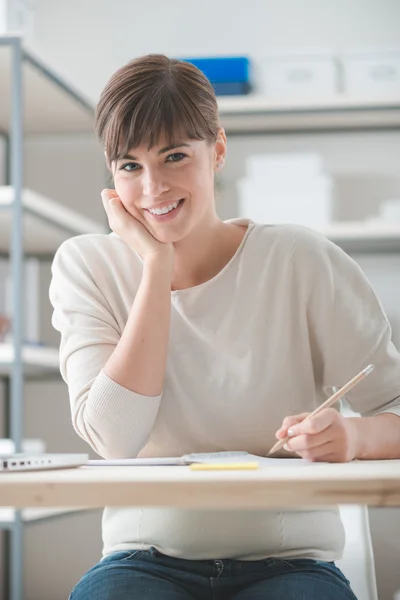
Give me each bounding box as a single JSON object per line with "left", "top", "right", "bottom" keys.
{"left": 101, "top": 189, "right": 174, "bottom": 262}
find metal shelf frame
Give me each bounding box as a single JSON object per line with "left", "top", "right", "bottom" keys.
{"left": 218, "top": 95, "right": 400, "bottom": 135}
{"left": 0, "top": 35, "right": 97, "bottom": 600}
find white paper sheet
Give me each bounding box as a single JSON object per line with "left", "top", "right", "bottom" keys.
{"left": 87, "top": 451, "right": 312, "bottom": 467}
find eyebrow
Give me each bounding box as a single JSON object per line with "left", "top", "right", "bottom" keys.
{"left": 120, "top": 142, "right": 192, "bottom": 161}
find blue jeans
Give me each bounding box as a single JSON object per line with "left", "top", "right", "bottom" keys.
{"left": 70, "top": 547, "right": 358, "bottom": 600}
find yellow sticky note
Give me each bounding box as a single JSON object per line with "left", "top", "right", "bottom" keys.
{"left": 189, "top": 462, "right": 259, "bottom": 471}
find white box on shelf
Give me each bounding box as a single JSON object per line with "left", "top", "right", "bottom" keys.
{"left": 0, "top": 0, "right": 35, "bottom": 37}
{"left": 237, "top": 177, "right": 333, "bottom": 228}
{"left": 246, "top": 153, "right": 324, "bottom": 181}
{"left": 379, "top": 198, "right": 400, "bottom": 222}
{"left": 257, "top": 53, "right": 339, "bottom": 99}
{"left": 342, "top": 50, "right": 400, "bottom": 96}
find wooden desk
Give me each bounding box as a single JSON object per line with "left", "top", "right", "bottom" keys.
{"left": 1, "top": 460, "right": 400, "bottom": 509}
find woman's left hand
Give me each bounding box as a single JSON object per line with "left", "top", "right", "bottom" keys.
{"left": 275, "top": 408, "right": 359, "bottom": 463}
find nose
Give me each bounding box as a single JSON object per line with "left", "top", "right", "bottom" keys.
{"left": 142, "top": 166, "right": 170, "bottom": 198}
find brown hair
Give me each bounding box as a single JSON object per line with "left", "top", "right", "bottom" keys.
{"left": 95, "top": 54, "right": 220, "bottom": 169}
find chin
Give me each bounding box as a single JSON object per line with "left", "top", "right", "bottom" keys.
{"left": 152, "top": 228, "right": 190, "bottom": 244}
{"left": 147, "top": 217, "right": 194, "bottom": 244}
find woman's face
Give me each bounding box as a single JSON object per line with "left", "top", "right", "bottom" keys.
{"left": 111, "top": 130, "right": 226, "bottom": 243}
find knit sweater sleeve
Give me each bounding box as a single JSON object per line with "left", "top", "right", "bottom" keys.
{"left": 49, "top": 236, "right": 162, "bottom": 458}
{"left": 294, "top": 227, "right": 400, "bottom": 418}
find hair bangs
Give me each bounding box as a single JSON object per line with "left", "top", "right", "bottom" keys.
{"left": 107, "top": 85, "right": 212, "bottom": 165}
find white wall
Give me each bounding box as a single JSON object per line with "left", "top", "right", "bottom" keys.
{"left": 1, "top": 1, "right": 399, "bottom": 599}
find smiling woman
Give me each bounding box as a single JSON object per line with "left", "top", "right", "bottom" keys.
{"left": 49, "top": 53, "right": 400, "bottom": 600}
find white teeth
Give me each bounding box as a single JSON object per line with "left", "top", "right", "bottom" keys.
{"left": 148, "top": 200, "right": 180, "bottom": 215}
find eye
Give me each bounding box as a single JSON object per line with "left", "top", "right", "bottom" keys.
{"left": 120, "top": 162, "right": 140, "bottom": 172}
{"left": 166, "top": 152, "right": 187, "bottom": 163}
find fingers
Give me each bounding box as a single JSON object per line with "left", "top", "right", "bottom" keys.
{"left": 286, "top": 408, "right": 337, "bottom": 437}
{"left": 275, "top": 409, "right": 353, "bottom": 463}
{"left": 101, "top": 188, "right": 119, "bottom": 201}
{"left": 101, "top": 188, "right": 120, "bottom": 212}
{"left": 275, "top": 412, "right": 310, "bottom": 439}
{"left": 101, "top": 189, "right": 133, "bottom": 234}
{"left": 286, "top": 441, "right": 336, "bottom": 462}
{"left": 284, "top": 427, "right": 333, "bottom": 453}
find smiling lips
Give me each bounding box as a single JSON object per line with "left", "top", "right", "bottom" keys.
{"left": 147, "top": 199, "right": 181, "bottom": 215}
{"left": 144, "top": 199, "right": 184, "bottom": 221}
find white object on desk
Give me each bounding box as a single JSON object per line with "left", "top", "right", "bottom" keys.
{"left": 0, "top": 453, "right": 88, "bottom": 472}
{"left": 88, "top": 452, "right": 312, "bottom": 467}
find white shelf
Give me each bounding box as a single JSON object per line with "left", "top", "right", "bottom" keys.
{"left": 0, "top": 186, "right": 107, "bottom": 255}
{"left": 0, "top": 38, "right": 94, "bottom": 134}
{"left": 218, "top": 94, "right": 400, "bottom": 133}
{"left": 0, "top": 343, "right": 59, "bottom": 375}
{"left": 0, "top": 507, "right": 89, "bottom": 528}
{"left": 321, "top": 220, "right": 400, "bottom": 253}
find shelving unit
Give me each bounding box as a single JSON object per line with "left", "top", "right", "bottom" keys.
{"left": 0, "top": 186, "right": 106, "bottom": 257}
{"left": 218, "top": 94, "right": 400, "bottom": 134}
{"left": 322, "top": 220, "right": 400, "bottom": 254}
{"left": 0, "top": 35, "right": 107, "bottom": 600}
{"left": 218, "top": 93, "right": 400, "bottom": 254}
{"left": 0, "top": 507, "right": 93, "bottom": 530}
{"left": 0, "top": 343, "right": 59, "bottom": 375}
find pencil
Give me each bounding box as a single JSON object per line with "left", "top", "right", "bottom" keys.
{"left": 268, "top": 364, "right": 375, "bottom": 456}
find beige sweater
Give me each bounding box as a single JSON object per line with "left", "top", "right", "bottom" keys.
{"left": 50, "top": 219, "right": 400, "bottom": 560}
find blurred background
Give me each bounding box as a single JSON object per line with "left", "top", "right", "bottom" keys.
{"left": 0, "top": 1, "right": 400, "bottom": 598}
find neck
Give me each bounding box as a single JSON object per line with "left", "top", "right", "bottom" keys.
{"left": 171, "top": 215, "right": 246, "bottom": 291}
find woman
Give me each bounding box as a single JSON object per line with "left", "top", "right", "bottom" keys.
{"left": 50, "top": 54, "right": 400, "bottom": 600}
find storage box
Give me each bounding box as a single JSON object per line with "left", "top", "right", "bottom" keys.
{"left": 182, "top": 56, "right": 250, "bottom": 83}
{"left": 342, "top": 51, "right": 400, "bottom": 96}
{"left": 238, "top": 152, "right": 333, "bottom": 228}
{"left": 246, "top": 153, "right": 324, "bottom": 181}
{"left": 237, "top": 176, "right": 333, "bottom": 228}
{"left": 0, "top": 0, "right": 35, "bottom": 37}
{"left": 257, "top": 54, "right": 338, "bottom": 99}
{"left": 212, "top": 82, "right": 250, "bottom": 96}
{"left": 181, "top": 56, "right": 251, "bottom": 95}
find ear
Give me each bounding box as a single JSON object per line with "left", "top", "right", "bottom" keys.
{"left": 214, "top": 128, "right": 227, "bottom": 172}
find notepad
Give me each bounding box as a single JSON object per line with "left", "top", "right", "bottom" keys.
{"left": 87, "top": 451, "right": 310, "bottom": 467}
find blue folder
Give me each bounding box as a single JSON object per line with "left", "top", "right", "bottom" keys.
{"left": 181, "top": 56, "right": 250, "bottom": 84}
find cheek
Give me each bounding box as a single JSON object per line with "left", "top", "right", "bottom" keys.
{"left": 187, "top": 161, "right": 213, "bottom": 193}
{"left": 114, "top": 177, "right": 141, "bottom": 205}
